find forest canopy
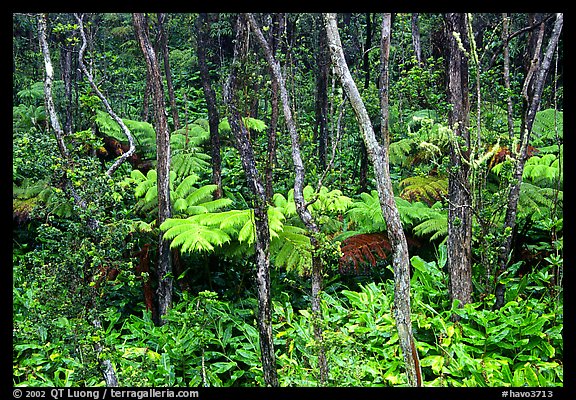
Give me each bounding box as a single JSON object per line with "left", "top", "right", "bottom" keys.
{"left": 13, "top": 12, "right": 563, "bottom": 388}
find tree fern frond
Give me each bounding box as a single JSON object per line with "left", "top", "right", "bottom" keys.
{"left": 399, "top": 175, "right": 448, "bottom": 205}
{"left": 160, "top": 218, "right": 231, "bottom": 254}
{"left": 412, "top": 215, "right": 448, "bottom": 241}
{"left": 175, "top": 173, "right": 200, "bottom": 198}
{"left": 185, "top": 184, "right": 219, "bottom": 207}
{"left": 271, "top": 225, "right": 312, "bottom": 274}
{"left": 389, "top": 138, "right": 414, "bottom": 166}
{"left": 200, "top": 198, "right": 234, "bottom": 213}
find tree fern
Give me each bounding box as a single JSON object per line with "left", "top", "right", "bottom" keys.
{"left": 522, "top": 154, "right": 561, "bottom": 186}
{"left": 399, "top": 175, "right": 448, "bottom": 205}
{"left": 518, "top": 181, "right": 563, "bottom": 219}
{"left": 345, "top": 190, "right": 387, "bottom": 233}
{"left": 170, "top": 120, "right": 212, "bottom": 178}
{"left": 531, "top": 108, "right": 563, "bottom": 147}
{"left": 270, "top": 225, "right": 312, "bottom": 275}
{"left": 160, "top": 218, "right": 231, "bottom": 253}
{"left": 95, "top": 110, "right": 156, "bottom": 159}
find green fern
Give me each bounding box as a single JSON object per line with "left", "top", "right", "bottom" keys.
{"left": 518, "top": 181, "right": 563, "bottom": 219}
{"left": 127, "top": 169, "right": 232, "bottom": 217}
{"left": 345, "top": 190, "right": 387, "bottom": 233}
{"left": 271, "top": 225, "right": 312, "bottom": 274}
{"left": 170, "top": 120, "right": 212, "bottom": 178}
{"left": 399, "top": 175, "right": 448, "bottom": 205}
{"left": 95, "top": 110, "right": 156, "bottom": 159}
{"left": 531, "top": 109, "right": 563, "bottom": 147}
{"left": 218, "top": 116, "right": 268, "bottom": 134}
{"left": 160, "top": 218, "right": 231, "bottom": 253}
{"left": 522, "top": 154, "right": 561, "bottom": 186}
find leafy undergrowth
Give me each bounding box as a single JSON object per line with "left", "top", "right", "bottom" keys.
{"left": 14, "top": 243, "right": 562, "bottom": 387}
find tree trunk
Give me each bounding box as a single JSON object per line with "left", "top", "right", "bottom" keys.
{"left": 315, "top": 15, "right": 330, "bottom": 170}
{"left": 133, "top": 13, "right": 173, "bottom": 325}
{"left": 246, "top": 13, "right": 329, "bottom": 385}
{"left": 223, "top": 15, "right": 278, "bottom": 387}
{"left": 157, "top": 13, "right": 180, "bottom": 131}
{"left": 196, "top": 13, "right": 223, "bottom": 199}
{"left": 494, "top": 13, "right": 563, "bottom": 309}
{"left": 502, "top": 13, "right": 515, "bottom": 140}
{"left": 444, "top": 13, "right": 473, "bottom": 309}
{"left": 264, "top": 13, "right": 283, "bottom": 201}
{"left": 363, "top": 13, "right": 372, "bottom": 89}
{"left": 39, "top": 13, "right": 117, "bottom": 386}
{"left": 324, "top": 12, "right": 422, "bottom": 387}
{"left": 76, "top": 14, "right": 137, "bottom": 177}
{"left": 411, "top": 13, "right": 423, "bottom": 67}
{"left": 59, "top": 42, "right": 73, "bottom": 135}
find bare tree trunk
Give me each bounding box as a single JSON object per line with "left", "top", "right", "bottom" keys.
{"left": 133, "top": 13, "right": 173, "bottom": 325}
{"left": 315, "top": 15, "right": 330, "bottom": 170}
{"left": 39, "top": 13, "right": 117, "bottom": 386}
{"left": 196, "top": 13, "right": 223, "bottom": 199}
{"left": 444, "top": 13, "right": 473, "bottom": 309}
{"left": 324, "top": 12, "right": 422, "bottom": 387}
{"left": 157, "top": 13, "right": 180, "bottom": 131}
{"left": 494, "top": 13, "right": 563, "bottom": 310}
{"left": 411, "top": 13, "right": 423, "bottom": 67}
{"left": 246, "top": 13, "right": 329, "bottom": 385}
{"left": 502, "top": 13, "right": 515, "bottom": 140}
{"left": 264, "top": 13, "right": 283, "bottom": 201}
{"left": 223, "top": 15, "right": 278, "bottom": 387}
{"left": 59, "top": 42, "right": 73, "bottom": 135}
{"left": 76, "top": 14, "right": 136, "bottom": 177}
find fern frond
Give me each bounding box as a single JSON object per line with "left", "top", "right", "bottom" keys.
{"left": 185, "top": 184, "right": 219, "bottom": 207}
{"left": 175, "top": 173, "right": 200, "bottom": 198}
{"left": 271, "top": 225, "right": 312, "bottom": 274}
{"left": 346, "top": 190, "right": 387, "bottom": 232}
{"left": 399, "top": 175, "right": 448, "bottom": 205}
{"left": 389, "top": 138, "right": 414, "bottom": 166}
{"left": 160, "top": 218, "right": 231, "bottom": 253}
{"left": 412, "top": 215, "right": 448, "bottom": 241}
{"left": 339, "top": 233, "right": 391, "bottom": 273}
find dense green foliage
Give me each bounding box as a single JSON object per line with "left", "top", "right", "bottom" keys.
{"left": 13, "top": 12, "right": 562, "bottom": 388}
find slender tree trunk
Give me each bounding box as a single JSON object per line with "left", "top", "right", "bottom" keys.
{"left": 76, "top": 14, "right": 136, "bottom": 177}
{"left": 157, "top": 13, "right": 179, "bottom": 131}
{"left": 411, "top": 13, "right": 423, "bottom": 67}
{"left": 133, "top": 13, "right": 173, "bottom": 325}
{"left": 39, "top": 13, "right": 117, "bottom": 386}
{"left": 363, "top": 13, "right": 372, "bottom": 89}
{"left": 223, "top": 15, "right": 278, "bottom": 387}
{"left": 59, "top": 43, "right": 73, "bottom": 135}
{"left": 196, "top": 13, "right": 223, "bottom": 199}
{"left": 246, "top": 13, "right": 329, "bottom": 385}
{"left": 315, "top": 15, "right": 330, "bottom": 170}
{"left": 494, "top": 13, "right": 563, "bottom": 309}
{"left": 502, "top": 13, "right": 515, "bottom": 140}
{"left": 444, "top": 13, "right": 473, "bottom": 309}
{"left": 264, "top": 13, "right": 283, "bottom": 201}
{"left": 324, "top": 13, "right": 422, "bottom": 387}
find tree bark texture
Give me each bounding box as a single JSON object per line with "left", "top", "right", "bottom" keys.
{"left": 494, "top": 13, "right": 563, "bottom": 309}
{"left": 324, "top": 13, "right": 422, "bottom": 387}
{"left": 315, "top": 15, "right": 330, "bottom": 170}
{"left": 412, "top": 13, "right": 423, "bottom": 66}
{"left": 224, "top": 15, "right": 278, "bottom": 387}
{"left": 264, "top": 13, "right": 283, "bottom": 201}
{"left": 246, "top": 13, "right": 329, "bottom": 384}
{"left": 444, "top": 13, "right": 473, "bottom": 309}
{"left": 133, "top": 13, "right": 173, "bottom": 325}
{"left": 196, "top": 13, "right": 223, "bottom": 199}
{"left": 157, "top": 13, "right": 180, "bottom": 131}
